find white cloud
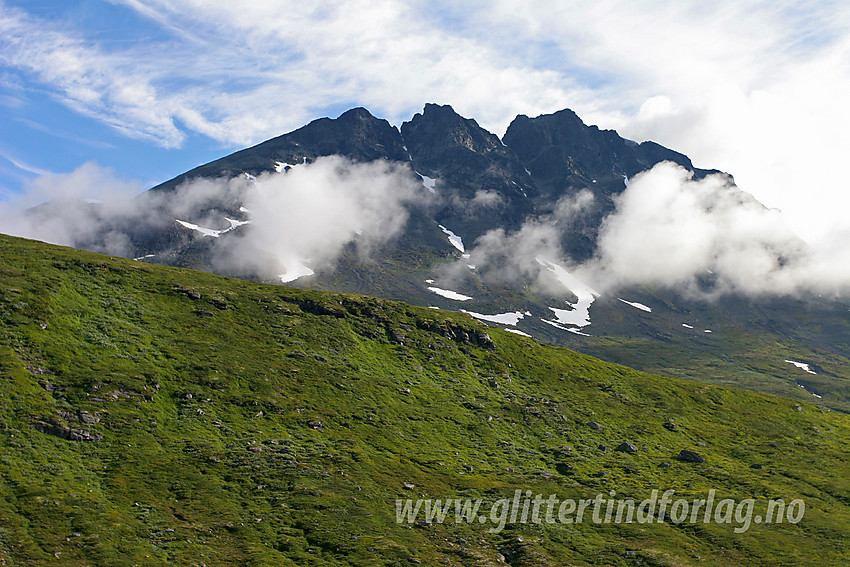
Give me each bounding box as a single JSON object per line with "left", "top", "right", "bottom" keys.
{"left": 215, "top": 156, "right": 423, "bottom": 278}
{"left": 0, "top": 156, "right": 424, "bottom": 275}
{"left": 577, "top": 162, "right": 850, "bottom": 297}
{"left": 0, "top": 162, "right": 145, "bottom": 255}
{"left": 452, "top": 162, "right": 850, "bottom": 298}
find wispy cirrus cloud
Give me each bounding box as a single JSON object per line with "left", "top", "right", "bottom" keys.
{"left": 1, "top": 0, "right": 585, "bottom": 147}
{"left": 0, "top": 3, "right": 187, "bottom": 146}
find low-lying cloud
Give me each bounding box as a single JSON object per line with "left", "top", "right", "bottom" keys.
{"left": 578, "top": 162, "right": 850, "bottom": 297}
{"left": 214, "top": 156, "right": 424, "bottom": 280}
{"left": 0, "top": 157, "right": 425, "bottom": 281}
{"left": 457, "top": 162, "right": 850, "bottom": 299}
{"left": 0, "top": 162, "right": 146, "bottom": 257}
{"left": 3, "top": 158, "right": 848, "bottom": 299}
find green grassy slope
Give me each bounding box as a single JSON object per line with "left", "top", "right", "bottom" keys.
{"left": 1, "top": 234, "right": 849, "bottom": 566}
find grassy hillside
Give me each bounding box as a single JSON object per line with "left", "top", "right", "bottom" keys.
{"left": 1, "top": 234, "right": 849, "bottom": 566}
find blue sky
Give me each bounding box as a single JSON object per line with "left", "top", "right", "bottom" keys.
{"left": 2, "top": 0, "right": 850, "bottom": 243}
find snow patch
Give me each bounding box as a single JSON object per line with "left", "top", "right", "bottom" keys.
{"left": 225, "top": 217, "right": 250, "bottom": 230}
{"left": 540, "top": 318, "right": 591, "bottom": 336}
{"left": 428, "top": 287, "right": 472, "bottom": 301}
{"left": 682, "top": 323, "right": 694, "bottom": 329}
{"left": 461, "top": 310, "right": 526, "bottom": 326}
{"left": 176, "top": 216, "right": 251, "bottom": 238}
{"left": 438, "top": 224, "right": 465, "bottom": 252}
{"left": 797, "top": 383, "right": 823, "bottom": 398}
{"left": 279, "top": 262, "right": 314, "bottom": 283}
{"left": 618, "top": 298, "right": 652, "bottom": 312}
{"left": 425, "top": 279, "right": 435, "bottom": 284}
{"left": 537, "top": 258, "right": 599, "bottom": 329}
{"left": 704, "top": 329, "right": 712, "bottom": 333}
{"left": 785, "top": 360, "right": 817, "bottom": 375}
{"left": 176, "top": 219, "right": 223, "bottom": 238}
{"left": 133, "top": 254, "right": 155, "bottom": 261}
{"left": 504, "top": 328, "right": 532, "bottom": 338}
{"left": 420, "top": 175, "right": 437, "bottom": 194}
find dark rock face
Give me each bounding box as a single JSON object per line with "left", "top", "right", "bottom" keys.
{"left": 402, "top": 103, "right": 536, "bottom": 200}
{"left": 401, "top": 103, "right": 537, "bottom": 240}
{"left": 152, "top": 107, "right": 409, "bottom": 192}
{"left": 502, "top": 108, "right": 709, "bottom": 198}
{"left": 501, "top": 108, "right": 721, "bottom": 259}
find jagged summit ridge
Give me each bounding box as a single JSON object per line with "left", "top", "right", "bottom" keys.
{"left": 151, "top": 103, "right": 710, "bottom": 197}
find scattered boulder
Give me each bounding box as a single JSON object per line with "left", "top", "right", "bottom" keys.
{"left": 34, "top": 422, "right": 102, "bottom": 442}
{"left": 663, "top": 419, "right": 678, "bottom": 432}
{"left": 677, "top": 450, "right": 705, "bottom": 463}
{"left": 287, "top": 298, "right": 347, "bottom": 318}
{"left": 175, "top": 287, "right": 201, "bottom": 300}
{"left": 390, "top": 329, "right": 406, "bottom": 345}
{"left": 615, "top": 442, "right": 638, "bottom": 453}
{"left": 416, "top": 320, "right": 496, "bottom": 350}
{"left": 750, "top": 463, "right": 763, "bottom": 470}
{"left": 196, "top": 310, "right": 214, "bottom": 317}
{"left": 78, "top": 411, "right": 100, "bottom": 425}
{"left": 588, "top": 421, "right": 603, "bottom": 431}
{"left": 555, "top": 463, "right": 574, "bottom": 475}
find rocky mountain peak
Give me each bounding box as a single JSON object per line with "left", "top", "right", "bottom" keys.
{"left": 400, "top": 104, "right": 536, "bottom": 203}
{"left": 503, "top": 107, "right": 716, "bottom": 205}
{"left": 402, "top": 103, "right": 505, "bottom": 157}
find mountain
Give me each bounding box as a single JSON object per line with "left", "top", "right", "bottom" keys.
{"left": 34, "top": 104, "right": 850, "bottom": 414}
{"left": 1, "top": 234, "right": 849, "bottom": 566}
